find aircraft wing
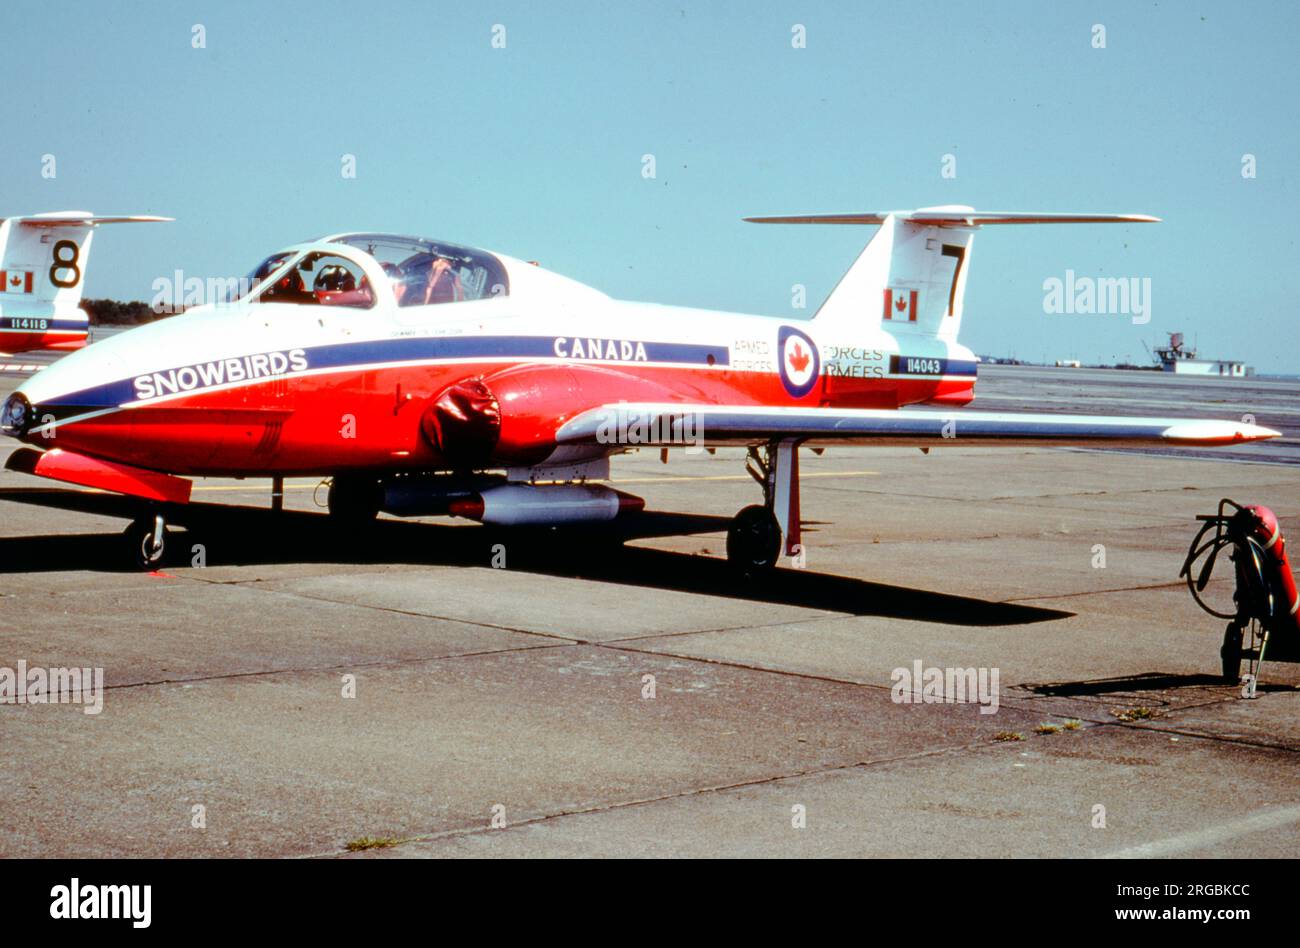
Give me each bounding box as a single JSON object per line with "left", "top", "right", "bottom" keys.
{"left": 555, "top": 404, "right": 1280, "bottom": 449}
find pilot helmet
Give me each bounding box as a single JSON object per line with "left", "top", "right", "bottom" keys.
{"left": 314, "top": 265, "right": 355, "bottom": 293}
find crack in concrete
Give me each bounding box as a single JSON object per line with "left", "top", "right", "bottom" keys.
{"left": 312, "top": 715, "right": 1296, "bottom": 859}
{"left": 1005, "top": 580, "right": 1190, "bottom": 602}
{"left": 309, "top": 740, "right": 991, "bottom": 859}
{"left": 90, "top": 640, "right": 571, "bottom": 693}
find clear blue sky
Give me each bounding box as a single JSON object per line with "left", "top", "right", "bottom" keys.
{"left": 4, "top": 0, "right": 1296, "bottom": 373}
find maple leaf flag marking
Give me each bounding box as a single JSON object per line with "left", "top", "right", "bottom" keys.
{"left": 882, "top": 287, "right": 918, "bottom": 322}
{"left": 0, "top": 270, "right": 33, "bottom": 294}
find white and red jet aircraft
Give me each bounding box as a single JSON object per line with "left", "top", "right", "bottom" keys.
{"left": 0, "top": 206, "right": 1280, "bottom": 570}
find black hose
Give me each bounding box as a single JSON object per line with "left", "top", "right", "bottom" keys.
{"left": 1180, "top": 499, "right": 1242, "bottom": 621}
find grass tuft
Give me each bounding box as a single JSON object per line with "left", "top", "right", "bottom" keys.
{"left": 345, "top": 836, "right": 401, "bottom": 852}
{"left": 1112, "top": 707, "right": 1156, "bottom": 722}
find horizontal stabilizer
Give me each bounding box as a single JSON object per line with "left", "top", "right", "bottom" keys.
{"left": 744, "top": 206, "right": 1159, "bottom": 227}
{"left": 557, "top": 403, "right": 1279, "bottom": 450}
{"left": 9, "top": 211, "right": 174, "bottom": 228}
{"left": 750, "top": 205, "right": 1159, "bottom": 344}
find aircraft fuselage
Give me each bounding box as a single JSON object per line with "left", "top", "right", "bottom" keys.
{"left": 10, "top": 293, "right": 976, "bottom": 477}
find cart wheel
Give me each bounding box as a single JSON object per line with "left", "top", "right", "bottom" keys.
{"left": 1220, "top": 622, "right": 1244, "bottom": 683}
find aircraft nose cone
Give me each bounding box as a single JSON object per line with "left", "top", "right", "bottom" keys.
{"left": 1, "top": 392, "right": 32, "bottom": 437}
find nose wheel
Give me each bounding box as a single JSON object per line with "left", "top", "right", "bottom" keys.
{"left": 124, "top": 514, "right": 168, "bottom": 571}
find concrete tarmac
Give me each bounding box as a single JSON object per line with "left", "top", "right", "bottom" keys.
{"left": 0, "top": 363, "right": 1297, "bottom": 858}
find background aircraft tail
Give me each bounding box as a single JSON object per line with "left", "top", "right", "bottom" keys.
{"left": 745, "top": 207, "right": 1158, "bottom": 343}
{"left": 0, "top": 211, "right": 171, "bottom": 353}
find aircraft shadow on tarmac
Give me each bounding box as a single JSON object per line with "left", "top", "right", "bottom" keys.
{"left": 1023, "top": 672, "right": 1296, "bottom": 696}
{"left": 0, "top": 488, "right": 1071, "bottom": 627}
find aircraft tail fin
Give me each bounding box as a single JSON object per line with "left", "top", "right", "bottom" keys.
{"left": 0, "top": 212, "right": 172, "bottom": 352}
{"left": 744, "top": 206, "right": 1158, "bottom": 342}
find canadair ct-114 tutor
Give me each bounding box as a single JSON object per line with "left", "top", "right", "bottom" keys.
{"left": 0, "top": 207, "right": 1279, "bottom": 570}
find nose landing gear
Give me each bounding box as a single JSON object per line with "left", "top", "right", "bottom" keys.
{"left": 124, "top": 513, "right": 168, "bottom": 571}
{"left": 725, "top": 438, "right": 802, "bottom": 576}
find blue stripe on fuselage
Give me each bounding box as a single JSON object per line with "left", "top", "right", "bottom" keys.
{"left": 38, "top": 334, "right": 731, "bottom": 409}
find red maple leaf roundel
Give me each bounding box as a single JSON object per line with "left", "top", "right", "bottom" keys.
{"left": 788, "top": 341, "right": 810, "bottom": 373}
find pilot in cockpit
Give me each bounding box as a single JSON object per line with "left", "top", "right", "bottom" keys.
{"left": 422, "top": 255, "right": 464, "bottom": 304}
{"left": 314, "top": 265, "right": 355, "bottom": 294}
{"left": 399, "top": 253, "right": 463, "bottom": 306}
{"left": 384, "top": 253, "right": 465, "bottom": 307}
{"left": 313, "top": 263, "right": 374, "bottom": 307}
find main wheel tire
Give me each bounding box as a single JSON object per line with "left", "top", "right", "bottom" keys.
{"left": 1220, "top": 622, "right": 1244, "bottom": 682}
{"left": 726, "top": 504, "right": 782, "bottom": 575}
{"left": 123, "top": 515, "right": 167, "bottom": 571}
{"left": 327, "top": 476, "right": 381, "bottom": 527}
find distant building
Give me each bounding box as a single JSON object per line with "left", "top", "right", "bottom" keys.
{"left": 1152, "top": 333, "right": 1250, "bottom": 377}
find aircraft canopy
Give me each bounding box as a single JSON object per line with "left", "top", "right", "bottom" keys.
{"left": 240, "top": 233, "right": 512, "bottom": 309}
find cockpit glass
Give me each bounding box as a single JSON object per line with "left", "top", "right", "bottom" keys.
{"left": 254, "top": 252, "right": 375, "bottom": 309}
{"left": 227, "top": 252, "right": 295, "bottom": 302}
{"left": 329, "top": 234, "right": 509, "bottom": 307}
{"left": 248, "top": 252, "right": 293, "bottom": 286}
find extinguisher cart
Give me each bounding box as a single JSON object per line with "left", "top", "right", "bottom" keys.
{"left": 1181, "top": 499, "right": 1300, "bottom": 684}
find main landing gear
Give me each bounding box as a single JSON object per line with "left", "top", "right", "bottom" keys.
{"left": 326, "top": 475, "right": 381, "bottom": 527}
{"left": 726, "top": 439, "right": 801, "bottom": 576}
